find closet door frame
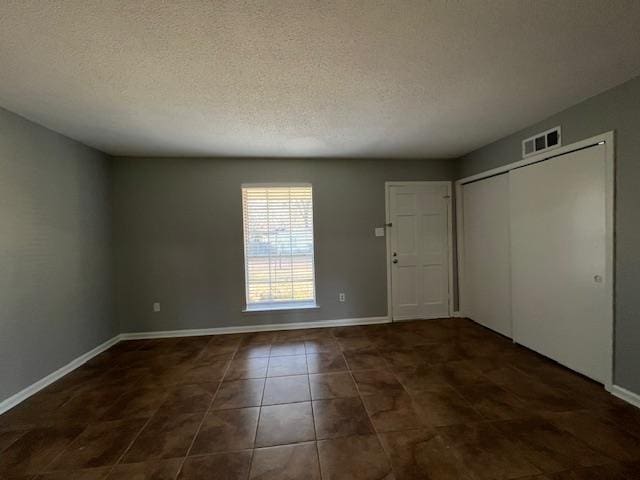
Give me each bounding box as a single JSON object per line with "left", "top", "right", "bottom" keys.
{"left": 455, "top": 131, "right": 615, "bottom": 390}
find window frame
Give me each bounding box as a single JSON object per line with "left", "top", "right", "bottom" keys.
{"left": 241, "top": 182, "right": 318, "bottom": 313}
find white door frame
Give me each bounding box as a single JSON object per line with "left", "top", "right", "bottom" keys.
{"left": 385, "top": 181, "right": 455, "bottom": 321}
{"left": 455, "top": 131, "right": 615, "bottom": 390}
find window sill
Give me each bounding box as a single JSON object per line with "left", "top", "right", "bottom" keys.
{"left": 242, "top": 303, "right": 320, "bottom": 314}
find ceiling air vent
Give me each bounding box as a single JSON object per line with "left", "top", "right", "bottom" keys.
{"left": 522, "top": 126, "right": 561, "bottom": 158}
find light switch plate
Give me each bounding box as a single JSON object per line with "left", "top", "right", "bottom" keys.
{"left": 374, "top": 227, "right": 385, "bottom": 237}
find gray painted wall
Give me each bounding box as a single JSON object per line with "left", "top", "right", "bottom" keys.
{"left": 459, "top": 75, "right": 640, "bottom": 394}
{"left": 113, "top": 158, "right": 456, "bottom": 333}
{"left": 0, "top": 107, "right": 115, "bottom": 402}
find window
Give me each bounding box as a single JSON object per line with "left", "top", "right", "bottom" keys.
{"left": 242, "top": 184, "right": 316, "bottom": 311}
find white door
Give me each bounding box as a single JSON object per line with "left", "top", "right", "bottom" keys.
{"left": 510, "top": 144, "right": 608, "bottom": 382}
{"left": 461, "top": 174, "right": 512, "bottom": 337}
{"left": 389, "top": 183, "right": 451, "bottom": 320}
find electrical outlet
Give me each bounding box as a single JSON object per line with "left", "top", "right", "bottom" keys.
{"left": 153, "top": 302, "right": 161, "bottom": 312}
{"left": 339, "top": 293, "right": 346, "bottom": 302}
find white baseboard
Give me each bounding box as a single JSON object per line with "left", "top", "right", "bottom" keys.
{"left": 0, "top": 316, "right": 392, "bottom": 414}
{"left": 0, "top": 335, "right": 121, "bottom": 415}
{"left": 6, "top": 316, "right": 635, "bottom": 417}
{"left": 390, "top": 315, "right": 459, "bottom": 323}
{"left": 608, "top": 384, "right": 640, "bottom": 409}
{"left": 121, "top": 316, "right": 391, "bottom": 340}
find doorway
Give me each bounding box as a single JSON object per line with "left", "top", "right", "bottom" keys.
{"left": 385, "top": 181, "right": 453, "bottom": 321}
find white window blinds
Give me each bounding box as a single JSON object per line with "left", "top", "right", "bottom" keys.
{"left": 242, "top": 184, "right": 316, "bottom": 310}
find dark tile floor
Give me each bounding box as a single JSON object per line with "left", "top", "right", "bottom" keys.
{"left": 1, "top": 318, "right": 639, "bottom": 479}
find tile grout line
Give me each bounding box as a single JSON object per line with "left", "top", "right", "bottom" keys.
{"left": 110, "top": 341, "right": 188, "bottom": 470}
{"left": 34, "top": 349, "right": 150, "bottom": 477}
{"left": 110, "top": 341, "right": 216, "bottom": 478}
{"left": 308, "top": 339, "right": 325, "bottom": 480}
{"left": 354, "top": 335, "right": 398, "bottom": 473}
{"left": 380, "top": 329, "right": 545, "bottom": 479}
{"left": 174, "top": 336, "right": 240, "bottom": 480}
{"left": 34, "top": 340, "right": 155, "bottom": 477}
{"left": 247, "top": 333, "right": 315, "bottom": 475}
{"left": 357, "top": 329, "right": 445, "bottom": 473}
{"left": 110, "top": 413, "right": 156, "bottom": 469}
{"left": 336, "top": 329, "right": 398, "bottom": 476}
{"left": 245, "top": 348, "right": 271, "bottom": 478}
{"left": 374, "top": 338, "right": 434, "bottom": 471}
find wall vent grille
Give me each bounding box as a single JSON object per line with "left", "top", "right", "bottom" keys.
{"left": 522, "top": 126, "right": 561, "bottom": 158}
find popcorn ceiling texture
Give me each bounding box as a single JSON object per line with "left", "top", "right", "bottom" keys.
{"left": 0, "top": 0, "right": 639, "bottom": 158}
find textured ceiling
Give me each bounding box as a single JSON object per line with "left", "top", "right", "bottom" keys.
{"left": 1, "top": 1, "right": 640, "bottom": 158}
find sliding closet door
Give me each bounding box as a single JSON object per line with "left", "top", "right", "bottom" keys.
{"left": 461, "top": 174, "right": 511, "bottom": 337}
{"left": 509, "top": 144, "right": 608, "bottom": 383}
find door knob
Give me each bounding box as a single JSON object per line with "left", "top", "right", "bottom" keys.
{"left": 393, "top": 259, "right": 398, "bottom": 264}
{"left": 594, "top": 275, "right": 603, "bottom": 283}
